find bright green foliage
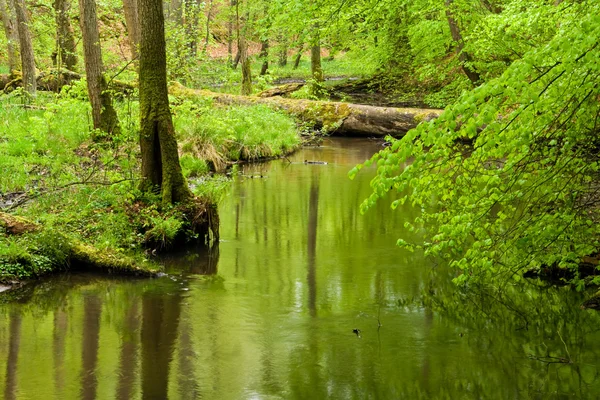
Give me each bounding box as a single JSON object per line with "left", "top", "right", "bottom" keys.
{"left": 353, "top": 2, "right": 600, "bottom": 287}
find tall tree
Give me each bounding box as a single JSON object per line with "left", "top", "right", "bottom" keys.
{"left": 227, "top": 0, "right": 235, "bottom": 65}
{"left": 78, "top": 0, "right": 120, "bottom": 136}
{"left": 53, "top": 0, "right": 78, "bottom": 71}
{"left": 445, "top": 0, "right": 480, "bottom": 85}
{"left": 278, "top": 37, "right": 287, "bottom": 67}
{"left": 309, "top": 28, "right": 323, "bottom": 97}
{"left": 122, "top": 0, "right": 140, "bottom": 59}
{"left": 293, "top": 45, "right": 302, "bottom": 69}
{"left": 183, "top": 0, "right": 199, "bottom": 58}
{"left": 0, "top": 0, "right": 19, "bottom": 75}
{"left": 138, "top": 0, "right": 191, "bottom": 204}
{"left": 13, "top": 0, "right": 36, "bottom": 96}
{"left": 259, "top": 39, "right": 269, "bottom": 75}
{"left": 237, "top": 3, "right": 251, "bottom": 95}
{"left": 203, "top": 0, "right": 213, "bottom": 53}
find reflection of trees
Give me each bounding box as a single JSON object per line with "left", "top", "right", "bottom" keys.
{"left": 141, "top": 291, "right": 182, "bottom": 399}
{"left": 307, "top": 173, "right": 319, "bottom": 318}
{"left": 160, "top": 241, "right": 220, "bottom": 275}
{"left": 81, "top": 294, "right": 102, "bottom": 400}
{"left": 53, "top": 307, "right": 68, "bottom": 396}
{"left": 116, "top": 301, "right": 139, "bottom": 400}
{"left": 177, "top": 309, "right": 199, "bottom": 400}
{"left": 4, "top": 310, "right": 22, "bottom": 400}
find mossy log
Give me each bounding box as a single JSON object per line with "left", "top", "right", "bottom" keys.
{"left": 257, "top": 83, "right": 305, "bottom": 98}
{"left": 170, "top": 83, "right": 442, "bottom": 137}
{"left": 1, "top": 69, "right": 135, "bottom": 94}
{"left": 0, "top": 212, "right": 157, "bottom": 279}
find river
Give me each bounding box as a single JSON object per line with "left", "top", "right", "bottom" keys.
{"left": 1, "top": 138, "right": 600, "bottom": 399}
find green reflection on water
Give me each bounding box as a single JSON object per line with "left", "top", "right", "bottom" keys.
{"left": 1, "top": 138, "right": 600, "bottom": 399}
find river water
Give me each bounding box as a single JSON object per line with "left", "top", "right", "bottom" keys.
{"left": 1, "top": 138, "right": 600, "bottom": 399}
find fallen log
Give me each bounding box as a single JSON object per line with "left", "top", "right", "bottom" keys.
{"left": 1, "top": 69, "right": 135, "bottom": 94}
{"left": 170, "top": 83, "right": 442, "bottom": 137}
{"left": 257, "top": 82, "right": 304, "bottom": 98}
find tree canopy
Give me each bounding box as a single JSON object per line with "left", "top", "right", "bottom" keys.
{"left": 352, "top": 0, "right": 600, "bottom": 288}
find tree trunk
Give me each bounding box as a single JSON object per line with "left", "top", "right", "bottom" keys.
{"left": 0, "top": 0, "right": 19, "bottom": 74}
{"left": 227, "top": 0, "right": 234, "bottom": 65}
{"left": 310, "top": 31, "right": 324, "bottom": 97}
{"left": 166, "top": 0, "right": 182, "bottom": 24}
{"left": 203, "top": 0, "right": 213, "bottom": 53}
{"left": 122, "top": 0, "right": 140, "bottom": 59}
{"left": 238, "top": 6, "right": 251, "bottom": 95}
{"left": 278, "top": 38, "right": 287, "bottom": 67}
{"left": 78, "top": 0, "right": 120, "bottom": 137}
{"left": 239, "top": 34, "right": 252, "bottom": 95}
{"left": 293, "top": 46, "right": 302, "bottom": 69}
{"left": 13, "top": 0, "right": 36, "bottom": 96}
{"left": 233, "top": 49, "right": 240, "bottom": 69}
{"left": 53, "top": 0, "right": 78, "bottom": 71}
{"left": 445, "top": 0, "right": 481, "bottom": 85}
{"left": 138, "top": 0, "right": 191, "bottom": 205}
{"left": 184, "top": 0, "right": 198, "bottom": 58}
{"left": 259, "top": 39, "right": 269, "bottom": 76}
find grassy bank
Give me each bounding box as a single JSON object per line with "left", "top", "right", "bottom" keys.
{"left": 0, "top": 84, "right": 301, "bottom": 283}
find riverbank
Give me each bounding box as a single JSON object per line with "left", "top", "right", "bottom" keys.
{"left": 0, "top": 87, "right": 301, "bottom": 285}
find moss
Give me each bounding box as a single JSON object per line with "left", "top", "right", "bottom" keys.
{"left": 0, "top": 217, "right": 160, "bottom": 284}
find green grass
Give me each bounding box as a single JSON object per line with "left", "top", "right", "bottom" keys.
{"left": 0, "top": 85, "right": 300, "bottom": 282}
{"left": 173, "top": 98, "right": 301, "bottom": 170}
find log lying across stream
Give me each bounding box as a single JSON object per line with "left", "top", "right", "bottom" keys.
{"left": 171, "top": 83, "right": 443, "bottom": 138}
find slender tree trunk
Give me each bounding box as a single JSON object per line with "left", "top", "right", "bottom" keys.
{"left": 79, "top": 0, "right": 120, "bottom": 137}
{"left": 239, "top": 34, "right": 251, "bottom": 95}
{"left": 203, "top": 0, "right": 213, "bottom": 53}
{"left": 166, "top": 0, "right": 182, "bottom": 24}
{"left": 445, "top": 0, "right": 481, "bottom": 85}
{"left": 293, "top": 45, "right": 302, "bottom": 69}
{"left": 122, "top": 0, "right": 140, "bottom": 59}
{"left": 138, "top": 0, "right": 191, "bottom": 204}
{"left": 310, "top": 30, "right": 324, "bottom": 97}
{"left": 0, "top": 0, "right": 19, "bottom": 75}
{"left": 53, "top": 0, "right": 78, "bottom": 71}
{"left": 232, "top": 0, "right": 241, "bottom": 69}
{"left": 278, "top": 37, "right": 287, "bottom": 67}
{"left": 13, "top": 0, "right": 36, "bottom": 96}
{"left": 227, "top": 0, "right": 234, "bottom": 65}
{"left": 238, "top": 4, "right": 251, "bottom": 94}
{"left": 233, "top": 49, "right": 240, "bottom": 69}
{"left": 184, "top": 0, "right": 198, "bottom": 58}
{"left": 259, "top": 39, "right": 269, "bottom": 76}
